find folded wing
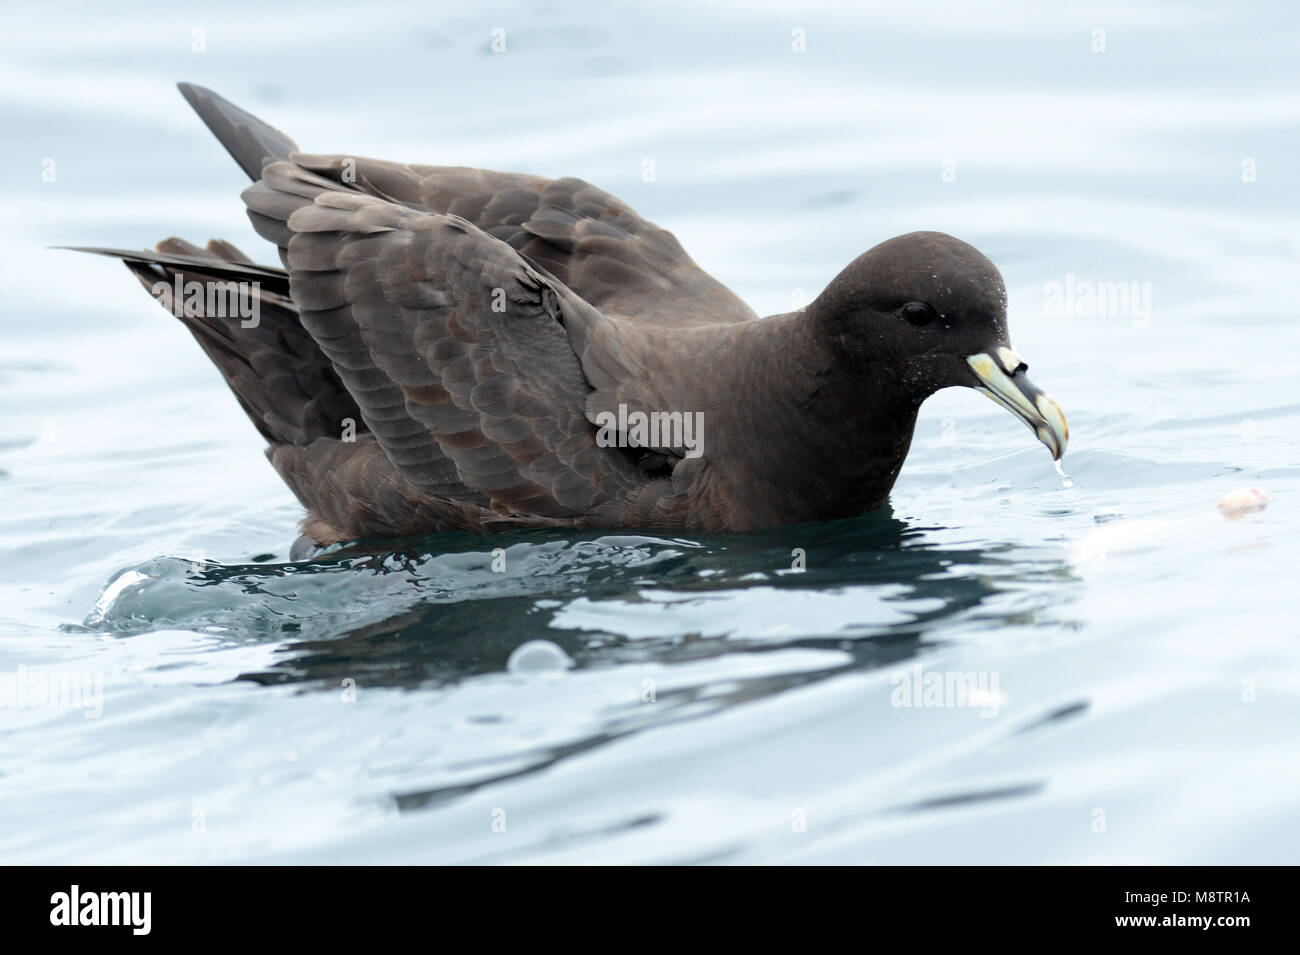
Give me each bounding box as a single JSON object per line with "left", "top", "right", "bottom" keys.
{"left": 285, "top": 154, "right": 758, "bottom": 328}
{"left": 244, "top": 161, "right": 655, "bottom": 519}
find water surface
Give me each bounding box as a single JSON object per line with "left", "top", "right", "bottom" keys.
{"left": 1, "top": 0, "right": 1298, "bottom": 863}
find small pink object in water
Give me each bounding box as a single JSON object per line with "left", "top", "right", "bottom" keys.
{"left": 1217, "top": 488, "right": 1269, "bottom": 517}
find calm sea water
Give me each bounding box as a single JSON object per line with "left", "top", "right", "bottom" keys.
{"left": 2, "top": 0, "right": 1298, "bottom": 863}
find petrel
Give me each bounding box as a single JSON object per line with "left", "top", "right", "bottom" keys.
{"left": 69, "top": 84, "right": 1068, "bottom": 552}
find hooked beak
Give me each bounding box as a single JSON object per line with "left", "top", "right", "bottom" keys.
{"left": 966, "top": 347, "right": 1069, "bottom": 460}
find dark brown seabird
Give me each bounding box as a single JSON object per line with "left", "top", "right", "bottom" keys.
{"left": 68, "top": 83, "right": 1068, "bottom": 553}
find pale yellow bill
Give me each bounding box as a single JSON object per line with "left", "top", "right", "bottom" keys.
{"left": 966, "top": 348, "right": 1069, "bottom": 460}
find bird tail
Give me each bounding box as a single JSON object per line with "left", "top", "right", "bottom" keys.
{"left": 58, "top": 87, "right": 364, "bottom": 449}
{"left": 61, "top": 240, "right": 362, "bottom": 448}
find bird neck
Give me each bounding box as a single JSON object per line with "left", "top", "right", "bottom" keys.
{"left": 695, "top": 309, "right": 925, "bottom": 524}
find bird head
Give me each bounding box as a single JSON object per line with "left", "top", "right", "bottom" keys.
{"left": 811, "top": 231, "right": 1068, "bottom": 460}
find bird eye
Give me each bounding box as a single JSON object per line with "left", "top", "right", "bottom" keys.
{"left": 901, "top": 302, "right": 938, "bottom": 326}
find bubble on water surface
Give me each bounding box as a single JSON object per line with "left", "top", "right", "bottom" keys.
{"left": 507, "top": 639, "right": 574, "bottom": 674}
